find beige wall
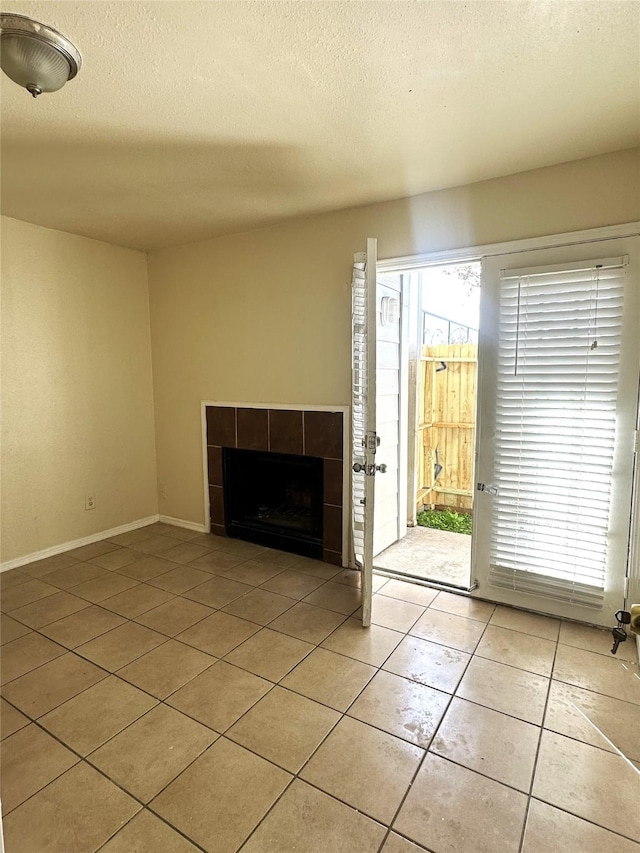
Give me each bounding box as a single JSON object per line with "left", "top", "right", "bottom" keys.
{"left": 147, "top": 148, "right": 640, "bottom": 526}
{"left": 1, "top": 217, "right": 158, "bottom": 562}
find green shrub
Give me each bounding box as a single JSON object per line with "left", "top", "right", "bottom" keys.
{"left": 417, "top": 508, "right": 472, "bottom": 535}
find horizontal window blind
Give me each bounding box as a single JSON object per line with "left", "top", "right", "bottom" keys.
{"left": 489, "top": 257, "right": 627, "bottom": 608}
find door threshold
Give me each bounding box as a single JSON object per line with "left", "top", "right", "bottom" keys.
{"left": 374, "top": 566, "right": 477, "bottom": 595}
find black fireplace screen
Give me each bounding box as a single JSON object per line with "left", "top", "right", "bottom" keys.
{"left": 222, "top": 448, "right": 324, "bottom": 557}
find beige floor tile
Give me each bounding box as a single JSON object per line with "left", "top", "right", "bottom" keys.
{"left": 1, "top": 613, "right": 31, "bottom": 644}
{"left": 456, "top": 655, "right": 549, "bottom": 724}
{"left": 39, "top": 562, "right": 107, "bottom": 590}
{"left": 160, "top": 542, "right": 212, "bottom": 565}
{"left": 116, "top": 555, "right": 179, "bottom": 582}
{"left": 395, "top": 753, "right": 527, "bottom": 853}
{"left": 292, "top": 556, "right": 343, "bottom": 579}
{"left": 255, "top": 548, "right": 305, "bottom": 569}
{"left": 0, "top": 632, "right": 65, "bottom": 684}
{"left": 432, "top": 696, "right": 539, "bottom": 791}
{"left": 117, "top": 639, "right": 215, "bottom": 699}
{"left": 220, "top": 559, "right": 286, "bottom": 586}
{"left": 101, "top": 583, "right": 174, "bottom": 618}
{"left": 321, "top": 617, "right": 403, "bottom": 666}
{"left": 89, "top": 548, "right": 140, "bottom": 572}
{"left": 147, "top": 565, "right": 211, "bottom": 594}
{"left": 553, "top": 643, "right": 640, "bottom": 705}
{"left": 90, "top": 704, "right": 216, "bottom": 802}
{"left": 145, "top": 522, "right": 200, "bottom": 541}
{"left": 269, "top": 601, "right": 346, "bottom": 643}
{"left": 167, "top": 660, "right": 272, "bottom": 731}
{"left": 378, "top": 578, "right": 439, "bottom": 608}
{"left": 522, "top": 799, "right": 640, "bottom": 853}
{"left": 533, "top": 730, "right": 640, "bottom": 840}
{"left": 184, "top": 532, "right": 221, "bottom": 548}
{"left": 476, "top": 625, "right": 556, "bottom": 677}
{"left": 370, "top": 595, "right": 425, "bottom": 632}
{"left": 222, "top": 587, "right": 295, "bottom": 624}
{"left": 183, "top": 575, "right": 253, "bottom": 608}
{"left": 349, "top": 670, "right": 450, "bottom": 748}
{"left": 430, "top": 590, "right": 495, "bottom": 622}
{"left": 383, "top": 635, "right": 471, "bottom": 694}
{"left": 301, "top": 716, "right": 423, "bottom": 823}
{"left": 544, "top": 679, "right": 640, "bottom": 761}
{"left": 76, "top": 621, "right": 166, "bottom": 671}
{"left": 1, "top": 697, "right": 29, "bottom": 740}
{"left": 332, "top": 568, "right": 364, "bottom": 587}
{"left": 89, "top": 548, "right": 141, "bottom": 571}
{"left": 39, "top": 675, "right": 157, "bottom": 754}
{"left": 107, "top": 528, "right": 157, "bottom": 546}
{"left": 281, "top": 647, "right": 376, "bottom": 711}
{"left": 559, "top": 620, "right": 637, "bottom": 661}
{"left": 39, "top": 604, "right": 126, "bottom": 648}
{"left": 216, "top": 539, "right": 268, "bottom": 559}
{"left": 1, "top": 723, "right": 79, "bottom": 813}
{"left": 134, "top": 596, "right": 213, "bottom": 636}
{"left": 188, "top": 549, "right": 248, "bottom": 573}
{"left": 490, "top": 605, "right": 560, "bottom": 641}
{"left": 260, "top": 568, "right": 327, "bottom": 599}
{"left": 0, "top": 569, "right": 31, "bottom": 592}
{"left": 71, "top": 572, "right": 139, "bottom": 603}
{"left": 3, "top": 651, "right": 107, "bottom": 718}
{"left": 177, "top": 611, "right": 260, "bottom": 657}
{"left": 67, "top": 541, "right": 121, "bottom": 561}
{"left": 3, "top": 761, "right": 140, "bottom": 853}
{"left": 151, "top": 737, "right": 291, "bottom": 853}
{"left": 381, "top": 833, "right": 429, "bottom": 853}
{"left": 409, "top": 608, "right": 486, "bottom": 653}
{"left": 227, "top": 686, "right": 339, "bottom": 772}
{"left": 303, "top": 581, "right": 362, "bottom": 615}
{"left": 20, "top": 553, "right": 79, "bottom": 578}
{"left": 241, "top": 779, "right": 386, "bottom": 853}
{"left": 9, "top": 591, "right": 90, "bottom": 629}
{"left": 225, "top": 627, "right": 314, "bottom": 681}
{"left": 101, "top": 808, "right": 201, "bottom": 852}
{"left": 1, "top": 578, "right": 58, "bottom": 612}
{"left": 129, "top": 534, "right": 179, "bottom": 555}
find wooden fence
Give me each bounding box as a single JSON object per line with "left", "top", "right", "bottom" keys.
{"left": 417, "top": 343, "right": 477, "bottom": 511}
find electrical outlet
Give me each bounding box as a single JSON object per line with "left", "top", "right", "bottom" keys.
{"left": 85, "top": 495, "right": 95, "bottom": 511}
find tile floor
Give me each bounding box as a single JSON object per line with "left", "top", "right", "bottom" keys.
{"left": 1, "top": 522, "right": 639, "bottom": 853}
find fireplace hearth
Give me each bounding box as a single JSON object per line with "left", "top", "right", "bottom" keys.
{"left": 223, "top": 448, "right": 324, "bottom": 557}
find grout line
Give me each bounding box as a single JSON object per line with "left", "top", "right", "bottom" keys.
{"left": 517, "top": 637, "right": 559, "bottom": 853}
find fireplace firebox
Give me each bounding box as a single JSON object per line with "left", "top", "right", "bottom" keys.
{"left": 223, "top": 447, "right": 324, "bottom": 558}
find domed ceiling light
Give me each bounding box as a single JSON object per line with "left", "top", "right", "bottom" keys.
{"left": 0, "top": 13, "right": 81, "bottom": 97}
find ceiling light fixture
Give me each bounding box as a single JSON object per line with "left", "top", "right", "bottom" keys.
{"left": 0, "top": 13, "right": 81, "bottom": 97}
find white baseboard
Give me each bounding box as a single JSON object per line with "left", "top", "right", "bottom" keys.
{"left": 1, "top": 515, "right": 160, "bottom": 572}
{"left": 158, "top": 515, "right": 207, "bottom": 534}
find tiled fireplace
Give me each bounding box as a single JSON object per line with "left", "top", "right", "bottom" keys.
{"left": 205, "top": 405, "right": 346, "bottom": 565}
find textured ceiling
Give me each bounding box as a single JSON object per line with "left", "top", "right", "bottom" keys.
{"left": 1, "top": 1, "right": 639, "bottom": 250}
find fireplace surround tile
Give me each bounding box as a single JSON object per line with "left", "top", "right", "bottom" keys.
{"left": 207, "top": 407, "right": 236, "bottom": 448}
{"left": 237, "top": 408, "right": 269, "bottom": 452}
{"left": 323, "top": 505, "right": 343, "bottom": 553}
{"left": 207, "top": 447, "right": 223, "bottom": 487}
{"left": 209, "top": 486, "right": 225, "bottom": 526}
{"left": 304, "top": 411, "right": 343, "bottom": 460}
{"left": 269, "top": 410, "right": 303, "bottom": 456}
{"left": 323, "top": 459, "right": 343, "bottom": 507}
